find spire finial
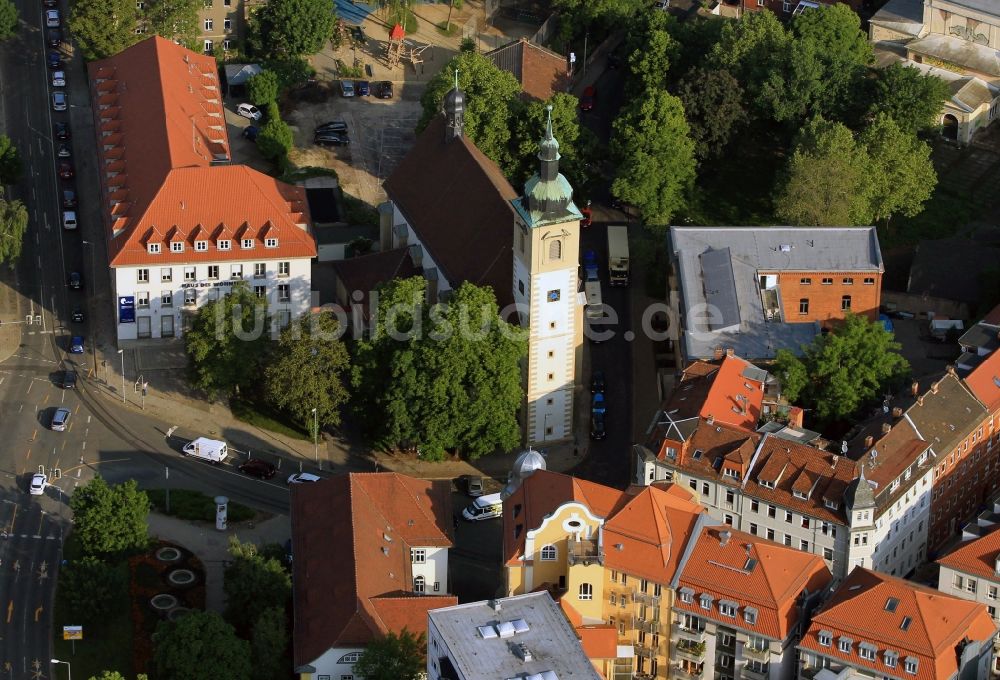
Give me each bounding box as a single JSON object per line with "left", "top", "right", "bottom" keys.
{"left": 454, "top": 69, "right": 459, "bottom": 91}
{"left": 544, "top": 104, "right": 554, "bottom": 140}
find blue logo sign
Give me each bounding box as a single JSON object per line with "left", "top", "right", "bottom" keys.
{"left": 119, "top": 296, "right": 135, "bottom": 323}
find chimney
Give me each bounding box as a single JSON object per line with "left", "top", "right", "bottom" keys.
{"left": 706, "top": 414, "right": 715, "bottom": 426}
{"left": 931, "top": 381, "right": 939, "bottom": 394}
{"left": 725, "top": 348, "right": 735, "bottom": 358}
{"left": 714, "top": 346, "right": 725, "bottom": 361}
{"left": 864, "top": 435, "right": 874, "bottom": 448}
{"left": 917, "top": 395, "right": 924, "bottom": 406}
{"left": 719, "top": 530, "right": 731, "bottom": 547}
{"left": 946, "top": 365, "right": 956, "bottom": 377}
{"left": 881, "top": 423, "right": 891, "bottom": 435}
{"left": 892, "top": 407, "right": 903, "bottom": 418}
{"left": 911, "top": 381, "right": 919, "bottom": 396}
{"left": 788, "top": 406, "right": 804, "bottom": 429}
{"left": 489, "top": 598, "right": 502, "bottom": 613}
{"left": 515, "top": 643, "right": 532, "bottom": 663}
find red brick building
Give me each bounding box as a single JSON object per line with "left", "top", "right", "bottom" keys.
{"left": 771, "top": 270, "right": 881, "bottom": 326}
{"left": 736, "top": 0, "right": 863, "bottom": 19}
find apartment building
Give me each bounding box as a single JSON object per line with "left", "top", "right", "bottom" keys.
{"left": 87, "top": 37, "right": 315, "bottom": 341}
{"left": 938, "top": 526, "right": 1000, "bottom": 629}
{"left": 798, "top": 567, "right": 997, "bottom": 680}
{"left": 670, "top": 227, "right": 883, "bottom": 363}
{"left": 197, "top": 0, "right": 245, "bottom": 54}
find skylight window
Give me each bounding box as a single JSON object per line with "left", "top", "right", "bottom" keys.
{"left": 884, "top": 597, "right": 899, "bottom": 613}
{"left": 900, "top": 616, "right": 912, "bottom": 631}
{"left": 692, "top": 449, "right": 704, "bottom": 460}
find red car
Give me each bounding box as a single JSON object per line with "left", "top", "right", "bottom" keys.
{"left": 58, "top": 162, "right": 74, "bottom": 179}
{"left": 580, "top": 201, "right": 592, "bottom": 227}
{"left": 579, "top": 86, "right": 596, "bottom": 112}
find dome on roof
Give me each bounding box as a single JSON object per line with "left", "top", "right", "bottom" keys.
{"left": 501, "top": 448, "right": 547, "bottom": 500}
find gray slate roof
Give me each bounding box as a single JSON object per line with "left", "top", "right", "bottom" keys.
{"left": 869, "top": 0, "right": 924, "bottom": 37}
{"left": 907, "top": 33, "right": 1000, "bottom": 78}
{"left": 428, "top": 592, "right": 602, "bottom": 680}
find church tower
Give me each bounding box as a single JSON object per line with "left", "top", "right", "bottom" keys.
{"left": 511, "top": 107, "right": 583, "bottom": 445}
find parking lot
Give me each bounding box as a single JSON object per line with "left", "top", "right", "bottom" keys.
{"left": 450, "top": 479, "right": 505, "bottom": 602}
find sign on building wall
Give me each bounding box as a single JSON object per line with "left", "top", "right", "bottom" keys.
{"left": 118, "top": 296, "right": 135, "bottom": 323}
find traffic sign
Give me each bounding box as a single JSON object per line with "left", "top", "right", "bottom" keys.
{"left": 62, "top": 625, "right": 83, "bottom": 640}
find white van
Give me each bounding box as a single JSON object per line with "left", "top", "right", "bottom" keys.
{"left": 182, "top": 437, "right": 228, "bottom": 464}
{"left": 462, "top": 493, "right": 502, "bottom": 521}
{"left": 62, "top": 210, "right": 77, "bottom": 230}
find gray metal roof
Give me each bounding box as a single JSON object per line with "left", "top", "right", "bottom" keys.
{"left": 958, "top": 322, "right": 1000, "bottom": 352}
{"left": 700, "top": 247, "right": 740, "bottom": 331}
{"left": 428, "top": 592, "right": 602, "bottom": 680}
{"left": 940, "top": 0, "right": 1000, "bottom": 17}
{"left": 869, "top": 0, "right": 924, "bottom": 37}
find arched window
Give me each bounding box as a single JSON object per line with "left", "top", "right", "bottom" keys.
{"left": 540, "top": 545, "right": 557, "bottom": 561}
{"left": 942, "top": 114, "right": 959, "bottom": 141}
{"left": 548, "top": 239, "right": 562, "bottom": 260}
{"left": 578, "top": 583, "right": 593, "bottom": 600}
{"left": 414, "top": 575, "right": 425, "bottom": 593}
{"left": 337, "top": 652, "right": 362, "bottom": 664}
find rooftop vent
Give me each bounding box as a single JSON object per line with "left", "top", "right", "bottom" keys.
{"left": 779, "top": 244, "right": 792, "bottom": 252}
{"left": 497, "top": 621, "right": 516, "bottom": 639}
{"left": 515, "top": 642, "right": 532, "bottom": 662}
{"left": 511, "top": 618, "right": 530, "bottom": 634}
{"left": 719, "top": 530, "right": 731, "bottom": 547}
{"left": 478, "top": 625, "right": 499, "bottom": 639}
{"left": 489, "top": 599, "right": 502, "bottom": 614}
{"left": 381, "top": 547, "right": 389, "bottom": 556}
{"left": 614, "top": 543, "right": 624, "bottom": 551}
{"left": 383, "top": 533, "right": 392, "bottom": 542}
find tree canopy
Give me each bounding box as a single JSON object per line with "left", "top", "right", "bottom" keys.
{"left": 223, "top": 537, "right": 291, "bottom": 632}
{"left": 676, "top": 68, "right": 746, "bottom": 159}
{"left": 185, "top": 281, "right": 269, "bottom": 397}
{"left": 418, "top": 51, "right": 522, "bottom": 170}
{"left": 251, "top": 607, "right": 289, "bottom": 680}
{"left": 86, "top": 673, "right": 148, "bottom": 680}
{"left": 710, "top": 10, "right": 788, "bottom": 110}
{"left": 775, "top": 314, "right": 910, "bottom": 423}
{"left": 0, "top": 188, "right": 28, "bottom": 266}
{"left": 142, "top": 0, "right": 201, "bottom": 49}
{"left": 153, "top": 611, "right": 251, "bottom": 680}
{"left": 624, "top": 11, "right": 678, "bottom": 93}
{"left": 69, "top": 0, "right": 140, "bottom": 60}
{"left": 509, "top": 93, "right": 595, "bottom": 190}
{"left": 351, "top": 278, "right": 525, "bottom": 459}
{"left": 248, "top": 0, "right": 335, "bottom": 60}
{"left": 867, "top": 62, "right": 951, "bottom": 134}
{"left": 256, "top": 102, "right": 293, "bottom": 162}
{"left": 0, "top": 136, "right": 22, "bottom": 185}
{"left": 246, "top": 70, "right": 280, "bottom": 106}
{"left": 59, "top": 556, "right": 128, "bottom": 620}
{"left": 354, "top": 630, "right": 426, "bottom": 680}
{"left": 0, "top": 0, "right": 17, "bottom": 41}
{"left": 610, "top": 89, "right": 696, "bottom": 231}
{"left": 68, "top": 477, "right": 149, "bottom": 556}
{"left": 264, "top": 311, "right": 350, "bottom": 432}
{"left": 860, "top": 113, "right": 936, "bottom": 225}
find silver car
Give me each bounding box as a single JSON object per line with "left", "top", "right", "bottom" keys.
{"left": 51, "top": 407, "right": 70, "bottom": 432}
{"left": 52, "top": 91, "right": 67, "bottom": 111}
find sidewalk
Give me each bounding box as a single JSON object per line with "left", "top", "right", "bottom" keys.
{"left": 147, "top": 511, "right": 290, "bottom": 613}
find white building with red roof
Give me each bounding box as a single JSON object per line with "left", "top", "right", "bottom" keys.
{"left": 87, "top": 37, "right": 316, "bottom": 341}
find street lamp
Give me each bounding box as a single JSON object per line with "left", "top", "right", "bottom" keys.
{"left": 312, "top": 407, "right": 319, "bottom": 471}
{"left": 117, "top": 348, "right": 125, "bottom": 404}
{"left": 50, "top": 659, "right": 71, "bottom": 680}
{"left": 81, "top": 240, "right": 97, "bottom": 379}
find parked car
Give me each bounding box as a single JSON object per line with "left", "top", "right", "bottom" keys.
{"left": 591, "top": 370, "right": 606, "bottom": 393}
{"left": 61, "top": 189, "right": 76, "bottom": 208}
{"left": 238, "top": 459, "right": 277, "bottom": 480}
{"left": 51, "top": 408, "right": 71, "bottom": 431}
{"left": 47, "top": 51, "right": 62, "bottom": 69}
{"left": 590, "top": 410, "right": 607, "bottom": 440}
{"left": 61, "top": 370, "right": 77, "bottom": 389}
{"left": 375, "top": 80, "right": 393, "bottom": 99}
{"left": 463, "top": 475, "right": 485, "bottom": 497}
{"left": 29, "top": 473, "right": 48, "bottom": 495}
{"left": 45, "top": 9, "right": 60, "bottom": 26}
{"left": 579, "top": 85, "right": 596, "bottom": 112}
{"left": 315, "top": 121, "right": 348, "bottom": 135}
{"left": 69, "top": 335, "right": 84, "bottom": 353}
{"left": 242, "top": 125, "right": 259, "bottom": 141}
{"left": 68, "top": 271, "right": 82, "bottom": 289}
{"left": 236, "top": 103, "right": 262, "bottom": 121}
{"left": 54, "top": 121, "right": 70, "bottom": 140}
{"left": 57, "top": 143, "right": 71, "bottom": 158}
{"left": 43, "top": 0, "right": 57, "bottom": 7}
{"left": 592, "top": 392, "right": 606, "bottom": 413}
{"left": 287, "top": 472, "right": 321, "bottom": 485}
{"left": 356, "top": 80, "right": 370, "bottom": 96}
{"left": 339, "top": 80, "right": 355, "bottom": 97}
{"left": 61, "top": 210, "right": 76, "bottom": 230}
{"left": 46, "top": 28, "right": 61, "bottom": 47}
{"left": 51, "top": 70, "right": 65, "bottom": 87}
{"left": 70, "top": 308, "right": 84, "bottom": 323}
{"left": 314, "top": 132, "right": 350, "bottom": 147}
{"left": 58, "top": 162, "right": 73, "bottom": 179}
{"left": 52, "top": 91, "right": 67, "bottom": 111}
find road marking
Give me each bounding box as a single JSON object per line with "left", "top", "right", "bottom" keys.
{"left": 33, "top": 606, "right": 41, "bottom": 622}
{"left": 5, "top": 601, "right": 11, "bottom": 624}
{"left": 25, "top": 448, "right": 30, "bottom": 461}
{"left": 42, "top": 393, "right": 48, "bottom": 406}
{"left": 25, "top": 382, "right": 32, "bottom": 395}
{"left": 35, "top": 514, "right": 42, "bottom": 536}
{"left": 8, "top": 506, "right": 17, "bottom": 535}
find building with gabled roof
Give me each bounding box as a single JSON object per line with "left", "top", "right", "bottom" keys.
{"left": 965, "top": 349, "right": 1000, "bottom": 414}
{"left": 937, "top": 524, "right": 1000, "bottom": 661}
{"left": 87, "top": 36, "right": 316, "bottom": 341}
{"left": 484, "top": 37, "right": 570, "bottom": 102}
{"left": 291, "top": 472, "right": 456, "bottom": 680}
{"left": 798, "top": 567, "right": 997, "bottom": 680}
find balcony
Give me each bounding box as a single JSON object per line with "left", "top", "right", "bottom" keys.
{"left": 672, "top": 640, "right": 706, "bottom": 662}
{"left": 742, "top": 665, "right": 769, "bottom": 680}
{"left": 742, "top": 645, "right": 771, "bottom": 661}
{"left": 634, "top": 645, "right": 657, "bottom": 660}
{"left": 637, "top": 619, "right": 664, "bottom": 635}
{"left": 632, "top": 590, "right": 661, "bottom": 607}
{"left": 672, "top": 624, "right": 706, "bottom": 643}
{"left": 670, "top": 664, "right": 705, "bottom": 680}
{"left": 567, "top": 538, "right": 604, "bottom": 566}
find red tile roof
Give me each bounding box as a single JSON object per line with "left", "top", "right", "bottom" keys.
{"left": 965, "top": 349, "right": 1000, "bottom": 412}
{"left": 484, "top": 38, "right": 570, "bottom": 101}
{"left": 800, "top": 568, "right": 998, "bottom": 680}
{"left": 676, "top": 526, "right": 831, "bottom": 640}
{"left": 697, "top": 355, "right": 766, "bottom": 431}
{"left": 559, "top": 599, "right": 618, "bottom": 659}
{"left": 937, "top": 525, "right": 1000, "bottom": 580}
{"left": 87, "top": 37, "right": 315, "bottom": 268}
{"left": 291, "top": 473, "right": 456, "bottom": 666}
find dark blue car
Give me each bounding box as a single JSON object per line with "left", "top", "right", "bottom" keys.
{"left": 356, "top": 80, "right": 370, "bottom": 96}
{"left": 69, "top": 336, "right": 84, "bottom": 354}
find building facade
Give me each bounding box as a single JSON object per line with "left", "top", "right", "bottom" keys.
{"left": 197, "top": 0, "right": 245, "bottom": 55}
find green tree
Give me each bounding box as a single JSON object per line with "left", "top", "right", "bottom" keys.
{"left": 774, "top": 314, "right": 910, "bottom": 423}
{"left": 68, "top": 477, "right": 149, "bottom": 556}
{"left": 86, "top": 673, "right": 149, "bottom": 680}
{"left": 223, "top": 537, "right": 291, "bottom": 631}
{"left": 266, "top": 57, "right": 316, "bottom": 90}
{"left": 676, "top": 68, "right": 746, "bottom": 159}
{"left": 0, "top": 188, "right": 28, "bottom": 266}
{"left": 352, "top": 278, "right": 526, "bottom": 459}
{"left": 248, "top": 0, "right": 335, "bottom": 59}
{"left": 185, "top": 281, "right": 269, "bottom": 397}
{"left": 773, "top": 116, "right": 871, "bottom": 226}
{"left": 867, "top": 62, "right": 951, "bottom": 134}
{"left": 0, "top": 135, "right": 22, "bottom": 185}
{"left": 264, "top": 311, "right": 350, "bottom": 431}
{"left": 624, "top": 11, "right": 678, "bottom": 92}
{"left": 59, "top": 556, "right": 127, "bottom": 620}
{"left": 418, "top": 51, "right": 521, "bottom": 169}
{"left": 860, "top": 113, "right": 936, "bottom": 227}
{"left": 509, "top": 93, "right": 595, "bottom": 187}
{"left": 143, "top": 0, "right": 200, "bottom": 49}
{"left": 153, "top": 612, "right": 251, "bottom": 680}
{"left": 246, "top": 69, "right": 280, "bottom": 105}
{"left": 667, "top": 16, "right": 725, "bottom": 86}
{"left": 68, "top": 0, "right": 140, "bottom": 60}
{"left": 710, "top": 10, "right": 788, "bottom": 111}
{"left": 0, "top": 0, "right": 17, "bottom": 41}
{"left": 251, "top": 607, "right": 288, "bottom": 680}
{"left": 256, "top": 102, "right": 293, "bottom": 162}
{"left": 354, "top": 630, "right": 426, "bottom": 680}
{"left": 757, "top": 37, "right": 827, "bottom": 123}
{"left": 610, "top": 89, "right": 696, "bottom": 231}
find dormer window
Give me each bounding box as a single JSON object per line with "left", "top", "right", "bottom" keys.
{"left": 679, "top": 587, "right": 694, "bottom": 604}
{"left": 793, "top": 490, "right": 807, "bottom": 500}
{"left": 723, "top": 468, "right": 740, "bottom": 480}
{"left": 759, "top": 478, "right": 774, "bottom": 489}
{"left": 194, "top": 240, "right": 208, "bottom": 252}
{"left": 824, "top": 499, "right": 839, "bottom": 510}
{"left": 858, "top": 642, "right": 877, "bottom": 661}
{"left": 218, "top": 239, "right": 231, "bottom": 251}
{"left": 171, "top": 241, "right": 184, "bottom": 253}
{"left": 884, "top": 651, "right": 898, "bottom": 668}
{"left": 242, "top": 238, "right": 254, "bottom": 249}
{"left": 818, "top": 631, "right": 832, "bottom": 647}
{"left": 699, "top": 594, "right": 713, "bottom": 610}
{"left": 147, "top": 243, "right": 161, "bottom": 254}
{"left": 718, "top": 600, "right": 737, "bottom": 617}
{"left": 904, "top": 657, "right": 918, "bottom": 674}
{"left": 265, "top": 237, "right": 278, "bottom": 248}
{"left": 744, "top": 607, "right": 758, "bottom": 625}
{"left": 838, "top": 637, "right": 853, "bottom": 653}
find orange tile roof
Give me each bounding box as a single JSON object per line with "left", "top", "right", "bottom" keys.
{"left": 965, "top": 349, "right": 1000, "bottom": 412}
{"left": 800, "top": 568, "right": 998, "bottom": 680}
{"left": 937, "top": 525, "right": 1000, "bottom": 580}
{"left": 87, "top": 37, "right": 315, "bottom": 268}
{"left": 676, "top": 526, "right": 831, "bottom": 640}
{"left": 291, "top": 473, "right": 456, "bottom": 666}
{"left": 698, "top": 355, "right": 766, "bottom": 430}
{"left": 559, "top": 599, "right": 619, "bottom": 660}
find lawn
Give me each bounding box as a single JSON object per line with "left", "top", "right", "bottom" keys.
{"left": 230, "top": 397, "right": 312, "bottom": 441}
{"left": 51, "top": 534, "right": 134, "bottom": 679}
{"left": 145, "top": 488, "right": 256, "bottom": 523}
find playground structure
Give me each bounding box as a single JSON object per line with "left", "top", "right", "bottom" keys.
{"left": 384, "top": 23, "right": 433, "bottom": 72}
